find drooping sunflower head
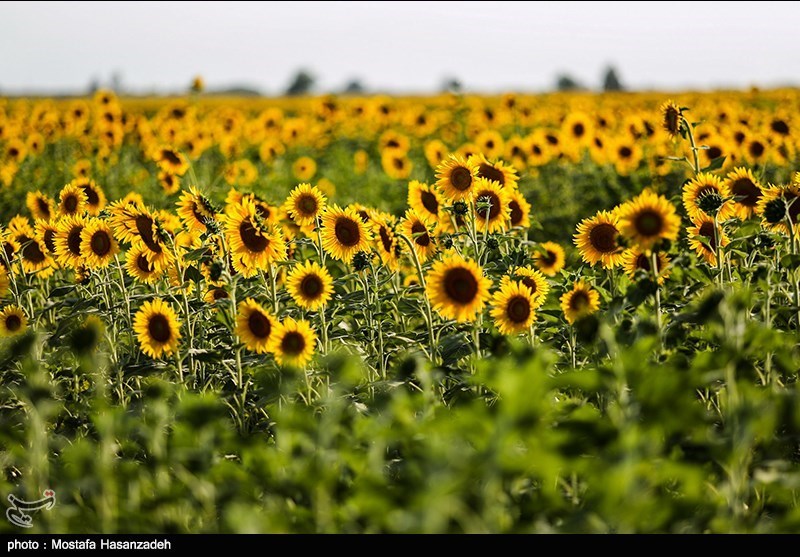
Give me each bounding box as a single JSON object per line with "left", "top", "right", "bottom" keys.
{"left": 468, "top": 154, "right": 519, "bottom": 190}
{"left": 682, "top": 173, "right": 733, "bottom": 221}
{"left": 622, "top": 248, "right": 671, "bottom": 285}
{"left": 133, "top": 298, "right": 181, "bottom": 359}
{"left": 26, "top": 191, "right": 55, "bottom": 221}
{"left": 616, "top": 190, "right": 681, "bottom": 250}
{"left": 125, "top": 244, "right": 164, "bottom": 284}
{"left": 371, "top": 212, "right": 401, "bottom": 271}
{"left": 574, "top": 210, "right": 623, "bottom": 268}
{"left": 54, "top": 214, "right": 88, "bottom": 268}
{"left": 687, "top": 215, "right": 730, "bottom": 266}
{"left": 560, "top": 280, "right": 600, "bottom": 325}
{"left": 473, "top": 178, "right": 511, "bottom": 233}
{"left": 235, "top": 298, "right": 276, "bottom": 354}
{"left": 0, "top": 305, "right": 27, "bottom": 337}
{"left": 177, "top": 186, "right": 217, "bottom": 233}
{"left": 435, "top": 155, "right": 479, "bottom": 201}
{"left": 80, "top": 218, "right": 119, "bottom": 268}
{"left": 407, "top": 180, "right": 441, "bottom": 225}
{"left": 501, "top": 266, "right": 550, "bottom": 306}
{"left": 660, "top": 100, "right": 682, "bottom": 136}
{"left": 285, "top": 183, "right": 326, "bottom": 226}
{"left": 58, "top": 183, "right": 88, "bottom": 217}
{"left": 491, "top": 280, "right": 537, "bottom": 335}
{"left": 319, "top": 204, "right": 372, "bottom": 263}
{"left": 534, "top": 241, "right": 566, "bottom": 277}
{"left": 286, "top": 260, "right": 334, "bottom": 311}
{"left": 722, "top": 167, "right": 763, "bottom": 220}
{"left": 268, "top": 317, "right": 318, "bottom": 368}
{"left": 71, "top": 177, "right": 107, "bottom": 216}
{"left": 507, "top": 189, "right": 531, "bottom": 229}
{"left": 401, "top": 208, "right": 437, "bottom": 263}
{"left": 425, "top": 253, "right": 492, "bottom": 323}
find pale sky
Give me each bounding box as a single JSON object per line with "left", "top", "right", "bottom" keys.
{"left": 1, "top": 1, "right": 798, "bottom": 95}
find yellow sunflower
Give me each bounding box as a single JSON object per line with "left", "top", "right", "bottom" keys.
{"left": 491, "top": 281, "right": 537, "bottom": 335}
{"left": 268, "top": 318, "right": 318, "bottom": 367}
{"left": 660, "top": 100, "right": 682, "bottom": 136}
{"left": 616, "top": 190, "right": 681, "bottom": 250}
{"left": 203, "top": 287, "right": 229, "bottom": 305}
{"left": 473, "top": 178, "right": 511, "bottom": 233}
{"left": 133, "top": 299, "right": 181, "bottom": 359}
{"left": 500, "top": 266, "right": 550, "bottom": 306}
{"left": 622, "top": 248, "right": 671, "bottom": 285}
{"left": 407, "top": 180, "right": 442, "bottom": 225}
{"left": 153, "top": 145, "right": 189, "bottom": 176}
{"left": 58, "top": 183, "right": 87, "bottom": 217}
{"left": 573, "top": 210, "right": 623, "bottom": 268}
{"left": 372, "top": 212, "right": 401, "bottom": 271}
{"left": 722, "top": 167, "right": 763, "bottom": 220}
{"left": 319, "top": 204, "right": 372, "bottom": 263}
{"left": 756, "top": 183, "right": 800, "bottom": 235}
{"left": 125, "top": 244, "right": 164, "bottom": 284}
{"left": 682, "top": 173, "right": 734, "bottom": 221}
{"left": 400, "top": 209, "right": 437, "bottom": 263}
{"left": 292, "top": 156, "right": 317, "bottom": 181}
{"left": 224, "top": 200, "right": 287, "bottom": 277}
{"left": 424, "top": 139, "right": 448, "bottom": 169}
{"left": 426, "top": 253, "right": 492, "bottom": 322}
{"left": 534, "top": 241, "right": 566, "bottom": 276}
{"left": 177, "top": 186, "right": 217, "bottom": 233}
{"left": 435, "top": 155, "right": 479, "bottom": 201}
{"left": 381, "top": 150, "right": 413, "bottom": 180}
{"left": 158, "top": 171, "right": 181, "bottom": 195}
{"left": 80, "top": 218, "right": 119, "bottom": 268}
{"left": 54, "top": 215, "right": 88, "bottom": 268}
{"left": 560, "top": 280, "right": 601, "bottom": 325}
{"left": 285, "top": 183, "right": 326, "bottom": 226}
{"left": 72, "top": 178, "right": 107, "bottom": 216}
{"left": 0, "top": 267, "right": 9, "bottom": 298}
{"left": 16, "top": 227, "right": 53, "bottom": 277}
{"left": 26, "top": 191, "right": 55, "bottom": 221}
{"left": 687, "top": 216, "right": 730, "bottom": 266}
{"left": 507, "top": 189, "right": 531, "bottom": 229}
{"left": 0, "top": 305, "right": 27, "bottom": 337}
{"left": 235, "top": 298, "right": 277, "bottom": 354}
{"left": 286, "top": 260, "right": 334, "bottom": 311}
{"left": 468, "top": 154, "right": 519, "bottom": 190}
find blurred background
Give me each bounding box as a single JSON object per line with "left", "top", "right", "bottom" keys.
{"left": 1, "top": 0, "right": 798, "bottom": 96}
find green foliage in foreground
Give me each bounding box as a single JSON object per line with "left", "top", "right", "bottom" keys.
{"left": 2, "top": 289, "right": 799, "bottom": 533}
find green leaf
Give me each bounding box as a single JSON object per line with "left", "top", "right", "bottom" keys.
{"left": 700, "top": 156, "right": 726, "bottom": 172}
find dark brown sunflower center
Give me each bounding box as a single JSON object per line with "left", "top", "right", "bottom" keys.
{"left": 212, "top": 288, "right": 228, "bottom": 301}
{"left": 378, "top": 226, "right": 393, "bottom": 253}
{"left": 706, "top": 146, "right": 722, "bottom": 160}
{"left": 444, "top": 267, "right": 479, "bottom": 305}
{"left": 506, "top": 296, "right": 531, "bottom": 323}
{"left": 137, "top": 254, "right": 153, "bottom": 273}
{"left": 135, "top": 215, "right": 161, "bottom": 253}
{"left": 21, "top": 236, "right": 46, "bottom": 264}
{"left": 90, "top": 231, "right": 111, "bottom": 256}
{"left": 81, "top": 185, "right": 100, "bottom": 205}
{"left": 698, "top": 221, "right": 718, "bottom": 250}
{"left": 148, "top": 314, "right": 172, "bottom": 343}
{"left": 546, "top": 134, "right": 559, "bottom": 145}
{"left": 619, "top": 146, "right": 633, "bottom": 159}
{"left": 749, "top": 141, "right": 765, "bottom": 158}
{"left": 5, "top": 314, "right": 21, "bottom": 332}
{"left": 450, "top": 167, "right": 473, "bottom": 191}
{"left": 731, "top": 178, "right": 761, "bottom": 206}
{"left": 43, "top": 229, "right": 56, "bottom": 253}
{"left": 771, "top": 120, "right": 790, "bottom": 135}
{"left": 334, "top": 218, "right": 360, "bottom": 247}
{"left": 411, "top": 222, "right": 430, "bottom": 247}
{"left": 191, "top": 202, "right": 207, "bottom": 225}
{"left": 386, "top": 139, "right": 399, "bottom": 148}
{"left": 588, "top": 223, "right": 618, "bottom": 253}
{"left": 478, "top": 163, "right": 505, "bottom": 186}
{"left": 569, "top": 291, "right": 589, "bottom": 312}
{"left": 392, "top": 157, "right": 405, "bottom": 170}
{"left": 281, "top": 331, "right": 306, "bottom": 355}
{"left": 542, "top": 250, "right": 557, "bottom": 266}
{"left": 37, "top": 197, "right": 51, "bottom": 217}
{"left": 420, "top": 190, "right": 439, "bottom": 215}
{"left": 8, "top": 147, "right": 19, "bottom": 158}
{"left": 239, "top": 219, "right": 269, "bottom": 252}
{"left": 247, "top": 311, "right": 271, "bottom": 339}
{"left": 573, "top": 123, "right": 585, "bottom": 137}
{"left": 664, "top": 107, "right": 680, "bottom": 133}
{"left": 509, "top": 200, "right": 523, "bottom": 225}
{"left": 634, "top": 210, "right": 663, "bottom": 237}
{"left": 635, "top": 253, "right": 652, "bottom": 271}
{"left": 67, "top": 227, "right": 83, "bottom": 256}
{"left": 297, "top": 194, "right": 318, "bottom": 215}
{"left": 300, "top": 274, "right": 323, "bottom": 298}
{"left": 255, "top": 203, "right": 272, "bottom": 222}
{"left": 476, "top": 192, "right": 502, "bottom": 220}
{"left": 521, "top": 277, "right": 538, "bottom": 293}
{"left": 63, "top": 194, "right": 79, "bottom": 214}
{"left": 161, "top": 149, "right": 182, "bottom": 165}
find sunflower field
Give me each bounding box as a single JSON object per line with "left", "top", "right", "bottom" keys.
{"left": 1, "top": 89, "right": 800, "bottom": 533}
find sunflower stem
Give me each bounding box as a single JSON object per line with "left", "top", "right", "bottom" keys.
{"left": 369, "top": 260, "right": 387, "bottom": 380}
{"left": 397, "top": 233, "right": 436, "bottom": 363}
{"left": 714, "top": 214, "right": 724, "bottom": 289}
{"left": 651, "top": 250, "right": 663, "bottom": 334}
{"left": 789, "top": 220, "right": 800, "bottom": 330}
{"left": 682, "top": 116, "right": 702, "bottom": 175}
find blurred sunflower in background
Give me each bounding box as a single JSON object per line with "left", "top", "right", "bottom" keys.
{"left": 560, "top": 280, "right": 600, "bottom": 325}
{"left": 134, "top": 299, "right": 181, "bottom": 358}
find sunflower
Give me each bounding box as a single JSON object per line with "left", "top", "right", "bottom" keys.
{"left": 491, "top": 281, "right": 537, "bottom": 335}
{"left": 158, "top": 171, "right": 180, "bottom": 194}
{"left": 622, "top": 248, "right": 671, "bottom": 284}
{"left": 424, "top": 139, "right": 448, "bottom": 169}
{"left": 574, "top": 210, "right": 623, "bottom": 268}
{"left": 400, "top": 209, "right": 437, "bottom": 263}
{"left": 473, "top": 178, "right": 511, "bottom": 233}
{"left": 474, "top": 130, "right": 505, "bottom": 160}
{"left": 0, "top": 234, "right": 19, "bottom": 271}
{"left": 285, "top": 183, "right": 326, "bottom": 226}
{"left": 435, "top": 155, "right": 479, "bottom": 201}
{"left": 616, "top": 190, "right": 681, "bottom": 250}
{"left": 133, "top": 299, "right": 181, "bottom": 359}
{"left": 0, "top": 305, "right": 27, "bottom": 337}
{"left": 608, "top": 137, "right": 643, "bottom": 176}
{"left": 354, "top": 150, "right": 369, "bottom": 175}
{"left": 407, "top": 180, "right": 441, "bottom": 225}
{"left": 687, "top": 216, "right": 730, "bottom": 266}
{"left": 125, "top": 244, "right": 164, "bottom": 283}
{"left": 234, "top": 298, "right": 276, "bottom": 354}
{"left": 507, "top": 189, "right": 531, "bottom": 229}
{"left": 722, "top": 167, "right": 763, "bottom": 220}
{"left": 16, "top": 229, "right": 53, "bottom": 277}
{"left": 560, "top": 280, "right": 601, "bottom": 325}
{"left": 224, "top": 200, "right": 286, "bottom": 277}
{"left": 292, "top": 156, "right": 317, "bottom": 181}
{"left": 561, "top": 112, "right": 594, "bottom": 150}
{"left": 756, "top": 183, "right": 800, "bottom": 235}
{"left": 682, "top": 173, "right": 734, "bottom": 221}
{"left": 54, "top": 215, "right": 87, "bottom": 268}
{"left": 80, "top": 218, "right": 119, "bottom": 268}
{"left": 381, "top": 151, "right": 413, "bottom": 180}
{"left": 71, "top": 178, "right": 106, "bottom": 216}
{"left": 153, "top": 145, "right": 189, "bottom": 176}
{"left": 660, "top": 100, "right": 682, "bottom": 136}
{"left": 203, "top": 287, "right": 229, "bottom": 305}
{"left": 319, "top": 205, "right": 372, "bottom": 263}
{"left": 177, "top": 186, "right": 217, "bottom": 233}
{"left": 286, "top": 260, "right": 334, "bottom": 311}
{"left": 534, "top": 241, "right": 566, "bottom": 276}
{"left": 468, "top": 154, "right": 519, "bottom": 190}
{"left": 372, "top": 212, "right": 401, "bottom": 271}
{"left": 426, "top": 253, "right": 492, "bottom": 322}
{"left": 500, "top": 266, "right": 550, "bottom": 306}
{"left": 26, "top": 191, "right": 55, "bottom": 221}
{"left": 268, "top": 318, "right": 317, "bottom": 367}
{"left": 58, "top": 183, "right": 87, "bottom": 217}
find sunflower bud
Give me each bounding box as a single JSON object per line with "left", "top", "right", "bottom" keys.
{"left": 69, "top": 316, "right": 105, "bottom": 355}
{"left": 697, "top": 192, "right": 724, "bottom": 215}
{"left": 486, "top": 237, "right": 499, "bottom": 250}
{"left": 754, "top": 232, "right": 775, "bottom": 250}
{"left": 452, "top": 201, "right": 468, "bottom": 216}
{"left": 764, "top": 197, "right": 787, "bottom": 224}
{"left": 442, "top": 235, "right": 454, "bottom": 249}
